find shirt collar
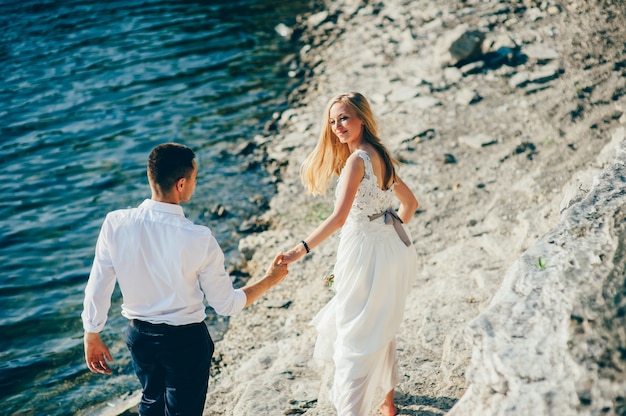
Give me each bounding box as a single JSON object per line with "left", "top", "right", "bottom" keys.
{"left": 139, "top": 199, "right": 185, "bottom": 217}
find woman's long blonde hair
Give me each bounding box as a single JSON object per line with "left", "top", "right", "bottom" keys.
{"left": 301, "top": 92, "right": 398, "bottom": 195}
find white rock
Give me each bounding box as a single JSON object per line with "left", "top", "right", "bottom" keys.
{"left": 455, "top": 88, "right": 480, "bottom": 105}
{"left": 387, "top": 85, "right": 421, "bottom": 102}
{"left": 524, "top": 44, "right": 559, "bottom": 61}
{"left": 458, "top": 134, "right": 497, "bottom": 149}
{"left": 509, "top": 71, "right": 529, "bottom": 88}
{"left": 307, "top": 11, "right": 329, "bottom": 28}
{"left": 412, "top": 96, "right": 442, "bottom": 109}
{"left": 443, "top": 66, "right": 463, "bottom": 84}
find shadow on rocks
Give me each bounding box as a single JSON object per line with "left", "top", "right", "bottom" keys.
{"left": 395, "top": 391, "right": 458, "bottom": 415}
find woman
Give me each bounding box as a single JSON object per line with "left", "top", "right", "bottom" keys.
{"left": 282, "top": 92, "right": 419, "bottom": 416}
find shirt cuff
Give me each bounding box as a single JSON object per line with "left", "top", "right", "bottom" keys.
{"left": 81, "top": 311, "right": 105, "bottom": 333}
{"left": 232, "top": 289, "right": 247, "bottom": 314}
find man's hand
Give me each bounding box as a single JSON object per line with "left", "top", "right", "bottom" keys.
{"left": 242, "top": 252, "right": 288, "bottom": 307}
{"left": 84, "top": 332, "right": 113, "bottom": 375}
{"left": 266, "top": 252, "right": 288, "bottom": 284}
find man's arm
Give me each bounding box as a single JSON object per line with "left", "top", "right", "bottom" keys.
{"left": 82, "top": 216, "right": 117, "bottom": 374}
{"left": 242, "top": 252, "right": 288, "bottom": 307}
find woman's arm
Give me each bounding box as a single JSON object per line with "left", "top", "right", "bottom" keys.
{"left": 282, "top": 154, "right": 364, "bottom": 264}
{"left": 393, "top": 175, "right": 419, "bottom": 224}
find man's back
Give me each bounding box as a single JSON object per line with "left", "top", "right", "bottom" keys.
{"left": 105, "top": 199, "right": 211, "bottom": 324}
{"left": 83, "top": 199, "right": 245, "bottom": 332}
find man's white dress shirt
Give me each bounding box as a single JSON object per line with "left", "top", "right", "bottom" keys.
{"left": 82, "top": 199, "right": 247, "bottom": 333}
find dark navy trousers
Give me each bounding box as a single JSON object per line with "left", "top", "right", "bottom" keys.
{"left": 125, "top": 319, "right": 214, "bottom": 416}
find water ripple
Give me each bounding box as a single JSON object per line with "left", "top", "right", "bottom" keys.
{"left": 0, "top": 0, "right": 310, "bottom": 413}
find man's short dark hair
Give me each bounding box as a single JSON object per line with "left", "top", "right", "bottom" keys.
{"left": 148, "top": 143, "right": 196, "bottom": 193}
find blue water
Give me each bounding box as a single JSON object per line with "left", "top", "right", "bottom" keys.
{"left": 0, "top": 0, "right": 311, "bottom": 414}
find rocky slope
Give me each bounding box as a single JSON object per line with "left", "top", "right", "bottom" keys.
{"left": 204, "top": 0, "right": 626, "bottom": 415}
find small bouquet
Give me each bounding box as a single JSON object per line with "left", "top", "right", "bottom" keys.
{"left": 324, "top": 273, "right": 335, "bottom": 288}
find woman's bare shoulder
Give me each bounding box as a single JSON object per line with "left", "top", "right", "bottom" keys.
{"left": 346, "top": 151, "right": 366, "bottom": 166}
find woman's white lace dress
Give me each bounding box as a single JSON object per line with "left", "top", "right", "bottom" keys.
{"left": 312, "top": 150, "right": 418, "bottom": 415}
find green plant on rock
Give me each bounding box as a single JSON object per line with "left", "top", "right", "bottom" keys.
{"left": 538, "top": 257, "right": 546, "bottom": 269}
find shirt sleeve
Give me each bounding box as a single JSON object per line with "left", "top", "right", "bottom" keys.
{"left": 198, "top": 235, "right": 246, "bottom": 316}
{"left": 81, "top": 215, "right": 117, "bottom": 333}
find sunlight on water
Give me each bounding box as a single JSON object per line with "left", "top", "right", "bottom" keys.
{"left": 0, "top": 0, "right": 311, "bottom": 414}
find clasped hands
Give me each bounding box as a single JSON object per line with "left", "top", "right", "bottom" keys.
{"left": 278, "top": 242, "right": 308, "bottom": 266}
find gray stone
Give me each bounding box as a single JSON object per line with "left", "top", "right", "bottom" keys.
{"left": 449, "top": 29, "right": 486, "bottom": 62}
{"left": 435, "top": 24, "right": 486, "bottom": 67}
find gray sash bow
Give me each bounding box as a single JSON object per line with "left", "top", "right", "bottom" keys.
{"left": 368, "top": 209, "right": 412, "bottom": 247}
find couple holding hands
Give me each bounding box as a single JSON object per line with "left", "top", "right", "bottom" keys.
{"left": 82, "top": 92, "right": 418, "bottom": 416}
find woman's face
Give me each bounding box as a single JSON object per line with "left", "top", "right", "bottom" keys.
{"left": 329, "top": 102, "right": 363, "bottom": 145}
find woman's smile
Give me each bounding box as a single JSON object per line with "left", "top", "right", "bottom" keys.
{"left": 329, "top": 102, "right": 363, "bottom": 145}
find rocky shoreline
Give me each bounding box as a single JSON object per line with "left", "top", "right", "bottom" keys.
{"left": 203, "top": 0, "right": 626, "bottom": 415}
{"left": 199, "top": 1, "right": 626, "bottom": 416}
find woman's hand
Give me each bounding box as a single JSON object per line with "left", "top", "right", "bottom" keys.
{"left": 281, "top": 244, "right": 307, "bottom": 264}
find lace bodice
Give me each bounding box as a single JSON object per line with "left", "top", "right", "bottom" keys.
{"left": 336, "top": 150, "right": 395, "bottom": 224}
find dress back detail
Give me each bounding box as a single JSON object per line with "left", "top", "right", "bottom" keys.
{"left": 337, "top": 150, "right": 394, "bottom": 225}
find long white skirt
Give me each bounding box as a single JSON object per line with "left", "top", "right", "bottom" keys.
{"left": 312, "top": 216, "right": 417, "bottom": 415}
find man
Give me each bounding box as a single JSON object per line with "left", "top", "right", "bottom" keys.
{"left": 82, "top": 143, "right": 288, "bottom": 416}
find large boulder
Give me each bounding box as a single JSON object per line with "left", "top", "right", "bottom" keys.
{"left": 450, "top": 128, "right": 626, "bottom": 416}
